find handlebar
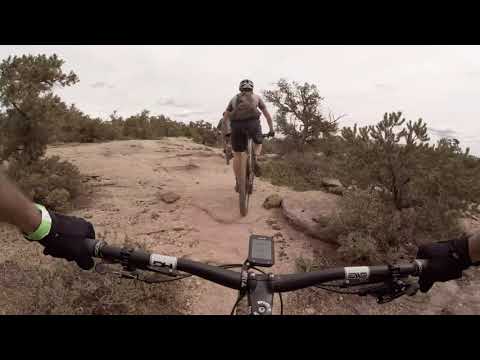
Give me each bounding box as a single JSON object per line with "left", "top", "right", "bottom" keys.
{"left": 86, "top": 239, "right": 242, "bottom": 289}
{"left": 86, "top": 239, "right": 428, "bottom": 293}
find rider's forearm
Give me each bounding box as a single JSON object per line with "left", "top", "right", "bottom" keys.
{"left": 262, "top": 109, "right": 274, "bottom": 131}
{"left": 0, "top": 170, "right": 41, "bottom": 234}
{"left": 468, "top": 232, "right": 480, "bottom": 263}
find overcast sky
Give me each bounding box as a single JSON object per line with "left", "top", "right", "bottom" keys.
{"left": 1, "top": 45, "right": 479, "bottom": 154}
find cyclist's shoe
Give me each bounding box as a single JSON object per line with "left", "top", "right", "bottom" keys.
{"left": 253, "top": 156, "right": 262, "bottom": 177}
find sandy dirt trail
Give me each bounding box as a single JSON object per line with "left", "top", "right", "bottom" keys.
{"left": 48, "top": 138, "right": 480, "bottom": 315}
{"left": 48, "top": 138, "right": 329, "bottom": 314}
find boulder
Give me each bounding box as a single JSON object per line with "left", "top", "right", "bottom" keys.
{"left": 321, "top": 178, "right": 343, "bottom": 188}
{"left": 263, "top": 194, "right": 283, "bottom": 209}
{"left": 159, "top": 191, "right": 181, "bottom": 204}
{"left": 281, "top": 191, "right": 341, "bottom": 244}
{"left": 327, "top": 186, "right": 345, "bottom": 196}
{"left": 321, "top": 178, "right": 345, "bottom": 196}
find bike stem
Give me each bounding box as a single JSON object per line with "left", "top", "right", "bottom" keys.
{"left": 247, "top": 273, "right": 274, "bottom": 315}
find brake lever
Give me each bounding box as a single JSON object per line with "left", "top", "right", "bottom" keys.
{"left": 95, "top": 261, "right": 180, "bottom": 283}
{"left": 146, "top": 265, "right": 179, "bottom": 278}
{"left": 95, "top": 261, "right": 142, "bottom": 279}
{"left": 358, "top": 278, "right": 419, "bottom": 304}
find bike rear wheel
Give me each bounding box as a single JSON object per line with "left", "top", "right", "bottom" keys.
{"left": 247, "top": 139, "right": 255, "bottom": 195}
{"left": 239, "top": 139, "right": 253, "bottom": 216}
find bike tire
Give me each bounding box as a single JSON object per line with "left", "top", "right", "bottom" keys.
{"left": 238, "top": 155, "right": 248, "bottom": 216}
{"left": 247, "top": 139, "right": 254, "bottom": 195}
{"left": 239, "top": 140, "right": 252, "bottom": 216}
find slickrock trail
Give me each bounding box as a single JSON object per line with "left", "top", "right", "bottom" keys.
{"left": 46, "top": 138, "right": 480, "bottom": 314}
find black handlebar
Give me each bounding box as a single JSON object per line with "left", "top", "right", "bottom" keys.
{"left": 178, "top": 259, "right": 242, "bottom": 289}
{"left": 86, "top": 239, "right": 428, "bottom": 293}
{"left": 271, "top": 263, "right": 424, "bottom": 292}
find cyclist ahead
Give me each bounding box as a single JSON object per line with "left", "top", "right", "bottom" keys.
{"left": 217, "top": 112, "right": 232, "bottom": 160}
{"left": 222, "top": 79, "right": 275, "bottom": 192}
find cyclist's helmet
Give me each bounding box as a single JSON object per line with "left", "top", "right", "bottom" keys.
{"left": 239, "top": 79, "right": 254, "bottom": 91}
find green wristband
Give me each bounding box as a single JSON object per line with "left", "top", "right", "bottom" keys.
{"left": 25, "top": 204, "right": 52, "bottom": 241}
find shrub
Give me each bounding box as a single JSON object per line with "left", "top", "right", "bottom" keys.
{"left": 0, "top": 54, "right": 78, "bottom": 163}
{"left": 334, "top": 189, "right": 462, "bottom": 264}
{"left": 260, "top": 151, "right": 338, "bottom": 191}
{"left": 188, "top": 120, "right": 221, "bottom": 147}
{"left": 7, "top": 156, "right": 84, "bottom": 211}
{"left": 334, "top": 112, "right": 480, "bottom": 263}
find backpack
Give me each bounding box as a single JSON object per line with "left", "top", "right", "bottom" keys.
{"left": 230, "top": 92, "right": 261, "bottom": 121}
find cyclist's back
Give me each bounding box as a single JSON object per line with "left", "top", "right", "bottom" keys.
{"left": 223, "top": 79, "right": 274, "bottom": 191}
{"left": 225, "top": 80, "right": 269, "bottom": 153}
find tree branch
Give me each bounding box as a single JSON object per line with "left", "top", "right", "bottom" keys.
{"left": 10, "top": 101, "right": 31, "bottom": 121}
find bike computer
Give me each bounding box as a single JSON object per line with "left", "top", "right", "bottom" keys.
{"left": 248, "top": 235, "right": 274, "bottom": 267}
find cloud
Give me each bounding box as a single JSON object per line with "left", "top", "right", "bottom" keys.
{"left": 156, "top": 97, "right": 192, "bottom": 108}
{"left": 465, "top": 70, "right": 480, "bottom": 78}
{"left": 428, "top": 127, "right": 457, "bottom": 139}
{"left": 90, "top": 81, "right": 115, "bottom": 89}
{"left": 172, "top": 110, "right": 209, "bottom": 119}
{"left": 374, "top": 83, "right": 395, "bottom": 91}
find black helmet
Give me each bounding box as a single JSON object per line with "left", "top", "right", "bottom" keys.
{"left": 239, "top": 79, "right": 254, "bottom": 91}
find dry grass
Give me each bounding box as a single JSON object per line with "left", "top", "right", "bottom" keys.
{"left": 0, "top": 225, "right": 187, "bottom": 315}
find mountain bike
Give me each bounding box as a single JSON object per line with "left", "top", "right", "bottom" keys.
{"left": 238, "top": 133, "right": 274, "bottom": 217}
{"left": 85, "top": 235, "right": 429, "bottom": 315}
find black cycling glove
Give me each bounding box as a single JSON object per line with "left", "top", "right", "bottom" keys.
{"left": 416, "top": 235, "right": 472, "bottom": 293}
{"left": 25, "top": 204, "right": 96, "bottom": 270}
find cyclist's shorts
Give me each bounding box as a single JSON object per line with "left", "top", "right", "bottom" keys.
{"left": 230, "top": 117, "right": 263, "bottom": 152}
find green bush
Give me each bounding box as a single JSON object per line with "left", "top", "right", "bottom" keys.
{"left": 340, "top": 112, "right": 480, "bottom": 212}
{"left": 7, "top": 156, "right": 84, "bottom": 211}
{"left": 188, "top": 120, "right": 221, "bottom": 147}
{"left": 332, "top": 112, "right": 480, "bottom": 263}
{"left": 0, "top": 54, "right": 78, "bottom": 163}
{"left": 334, "top": 189, "right": 462, "bottom": 264}
{"left": 260, "top": 152, "right": 338, "bottom": 191}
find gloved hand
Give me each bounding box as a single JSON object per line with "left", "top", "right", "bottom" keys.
{"left": 40, "top": 211, "right": 95, "bottom": 270}
{"left": 26, "top": 205, "right": 96, "bottom": 270}
{"left": 267, "top": 130, "right": 275, "bottom": 138}
{"left": 416, "top": 235, "right": 472, "bottom": 293}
